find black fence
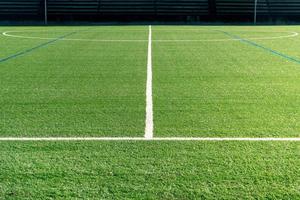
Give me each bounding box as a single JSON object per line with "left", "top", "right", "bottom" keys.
{"left": 1, "top": 0, "right": 300, "bottom": 22}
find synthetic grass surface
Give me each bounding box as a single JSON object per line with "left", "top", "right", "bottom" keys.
{"left": 0, "top": 25, "right": 299, "bottom": 199}
{"left": 0, "top": 141, "right": 299, "bottom": 199}
{"left": 0, "top": 26, "right": 147, "bottom": 136}
{"left": 1, "top": 26, "right": 300, "bottom": 137}
{"left": 152, "top": 26, "right": 300, "bottom": 137}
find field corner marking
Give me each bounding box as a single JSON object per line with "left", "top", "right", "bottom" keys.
{"left": 145, "top": 25, "right": 154, "bottom": 140}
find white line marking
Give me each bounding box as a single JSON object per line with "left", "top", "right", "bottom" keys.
{"left": 154, "top": 31, "right": 299, "bottom": 42}
{"left": 1, "top": 27, "right": 299, "bottom": 142}
{"left": 144, "top": 25, "right": 154, "bottom": 139}
{"left": 1, "top": 31, "right": 147, "bottom": 42}
{"left": 2, "top": 31, "right": 298, "bottom": 42}
{"left": 0, "top": 137, "right": 299, "bottom": 141}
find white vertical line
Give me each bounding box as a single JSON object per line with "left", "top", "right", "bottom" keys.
{"left": 144, "top": 25, "right": 154, "bottom": 139}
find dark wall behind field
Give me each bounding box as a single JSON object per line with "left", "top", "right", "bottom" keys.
{"left": 1, "top": 0, "right": 300, "bottom": 22}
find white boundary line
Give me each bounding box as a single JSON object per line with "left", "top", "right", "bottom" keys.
{"left": 0, "top": 137, "right": 299, "bottom": 141}
{"left": 2, "top": 31, "right": 298, "bottom": 42}
{"left": 1, "top": 27, "right": 300, "bottom": 142}
{"left": 144, "top": 25, "right": 154, "bottom": 139}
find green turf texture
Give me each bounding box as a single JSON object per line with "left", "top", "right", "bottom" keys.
{"left": 0, "top": 26, "right": 147, "bottom": 136}
{"left": 0, "top": 26, "right": 300, "bottom": 199}
{"left": 1, "top": 26, "right": 300, "bottom": 137}
{"left": 0, "top": 141, "right": 299, "bottom": 199}
{"left": 153, "top": 26, "right": 300, "bottom": 137}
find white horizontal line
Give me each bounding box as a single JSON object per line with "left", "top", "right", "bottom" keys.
{"left": 0, "top": 137, "right": 299, "bottom": 141}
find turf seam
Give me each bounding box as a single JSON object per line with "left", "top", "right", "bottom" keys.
{"left": 0, "top": 31, "right": 78, "bottom": 63}
{"left": 217, "top": 30, "right": 300, "bottom": 65}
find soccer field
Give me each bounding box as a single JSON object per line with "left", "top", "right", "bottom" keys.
{"left": 0, "top": 25, "right": 299, "bottom": 198}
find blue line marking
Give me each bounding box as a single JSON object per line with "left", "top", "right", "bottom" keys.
{"left": 218, "top": 30, "right": 300, "bottom": 65}
{"left": 0, "top": 31, "right": 77, "bottom": 63}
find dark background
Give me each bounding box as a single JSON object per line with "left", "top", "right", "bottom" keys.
{"left": 1, "top": 0, "right": 300, "bottom": 24}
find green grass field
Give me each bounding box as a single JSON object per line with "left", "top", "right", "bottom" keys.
{"left": 0, "top": 25, "right": 299, "bottom": 199}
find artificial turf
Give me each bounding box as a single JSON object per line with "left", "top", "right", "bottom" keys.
{"left": 0, "top": 26, "right": 147, "bottom": 136}
{"left": 0, "top": 26, "right": 299, "bottom": 199}
{"left": 1, "top": 26, "right": 300, "bottom": 137}
{"left": 0, "top": 141, "right": 299, "bottom": 199}
{"left": 153, "top": 26, "right": 300, "bottom": 137}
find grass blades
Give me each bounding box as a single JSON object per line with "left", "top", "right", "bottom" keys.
{"left": 0, "top": 26, "right": 148, "bottom": 136}
{"left": 153, "top": 26, "right": 300, "bottom": 137}
{"left": 0, "top": 25, "right": 299, "bottom": 199}
{"left": 0, "top": 141, "right": 299, "bottom": 199}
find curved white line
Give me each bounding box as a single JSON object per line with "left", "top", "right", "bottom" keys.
{"left": 1, "top": 31, "right": 148, "bottom": 42}
{"left": 2, "top": 30, "right": 298, "bottom": 42}
{"left": 155, "top": 31, "right": 299, "bottom": 42}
